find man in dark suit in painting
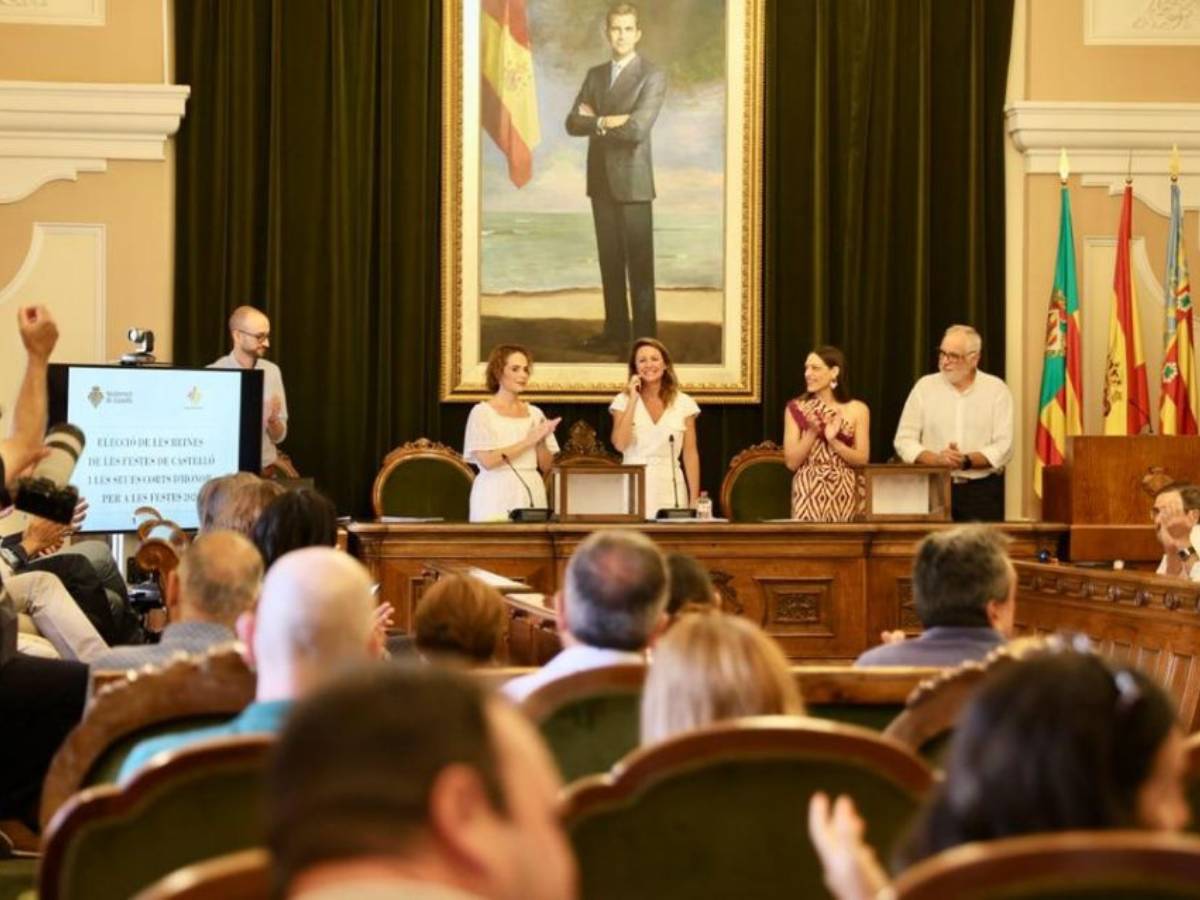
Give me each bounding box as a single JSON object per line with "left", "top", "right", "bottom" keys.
{"left": 565, "top": 3, "right": 667, "bottom": 357}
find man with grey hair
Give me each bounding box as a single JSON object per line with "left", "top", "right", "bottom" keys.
{"left": 117, "top": 546, "right": 381, "bottom": 781}
{"left": 854, "top": 524, "right": 1015, "bottom": 667}
{"left": 210, "top": 305, "right": 288, "bottom": 469}
{"left": 503, "top": 529, "right": 668, "bottom": 703}
{"left": 90, "top": 530, "right": 263, "bottom": 670}
{"left": 894, "top": 324, "right": 1013, "bottom": 522}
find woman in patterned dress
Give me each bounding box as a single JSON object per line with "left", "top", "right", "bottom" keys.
{"left": 783, "top": 346, "right": 870, "bottom": 521}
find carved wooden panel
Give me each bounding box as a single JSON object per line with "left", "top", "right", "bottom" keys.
{"left": 757, "top": 578, "right": 834, "bottom": 638}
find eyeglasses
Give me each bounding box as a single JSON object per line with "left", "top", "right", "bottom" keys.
{"left": 237, "top": 329, "right": 270, "bottom": 343}
{"left": 937, "top": 349, "right": 976, "bottom": 364}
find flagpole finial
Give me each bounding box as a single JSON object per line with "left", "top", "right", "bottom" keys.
{"left": 1170, "top": 144, "right": 1181, "bottom": 182}
{"left": 1058, "top": 148, "right": 1070, "bottom": 184}
{"left": 1126, "top": 149, "right": 1134, "bottom": 185}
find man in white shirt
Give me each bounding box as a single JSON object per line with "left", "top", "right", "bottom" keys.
{"left": 209, "top": 306, "right": 288, "bottom": 469}
{"left": 502, "top": 530, "right": 668, "bottom": 704}
{"left": 893, "top": 325, "right": 1014, "bottom": 522}
{"left": 1153, "top": 484, "right": 1200, "bottom": 582}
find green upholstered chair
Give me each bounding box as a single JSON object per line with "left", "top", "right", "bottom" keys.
{"left": 38, "top": 735, "right": 272, "bottom": 900}
{"left": 371, "top": 439, "right": 475, "bottom": 521}
{"left": 132, "top": 847, "right": 270, "bottom": 900}
{"left": 520, "top": 664, "right": 646, "bottom": 783}
{"left": 892, "top": 831, "right": 1200, "bottom": 900}
{"left": 562, "top": 716, "right": 933, "bottom": 900}
{"left": 719, "top": 441, "right": 793, "bottom": 521}
{"left": 41, "top": 648, "right": 254, "bottom": 830}
{"left": 797, "top": 666, "right": 943, "bottom": 734}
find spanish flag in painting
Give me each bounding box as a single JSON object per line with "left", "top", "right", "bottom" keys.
{"left": 481, "top": 0, "right": 541, "bottom": 188}
{"left": 1033, "top": 185, "right": 1083, "bottom": 497}
{"left": 1102, "top": 184, "right": 1152, "bottom": 435}
{"left": 1159, "top": 179, "right": 1198, "bottom": 435}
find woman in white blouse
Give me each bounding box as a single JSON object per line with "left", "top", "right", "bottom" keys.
{"left": 610, "top": 338, "right": 701, "bottom": 519}
{"left": 463, "top": 344, "right": 561, "bottom": 522}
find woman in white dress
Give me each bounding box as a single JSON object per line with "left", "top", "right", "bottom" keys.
{"left": 610, "top": 338, "right": 701, "bottom": 519}
{"left": 463, "top": 344, "right": 561, "bottom": 522}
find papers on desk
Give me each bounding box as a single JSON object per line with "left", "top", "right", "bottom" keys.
{"left": 465, "top": 567, "right": 529, "bottom": 593}
{"left": 507, "top": 592, "right": 551, "bottom": 608}
{"left": 650, "top": 517, "right": 730, "bottom": 524}
{"left": 378, "top": 515, "right": 445, "bottom": 523}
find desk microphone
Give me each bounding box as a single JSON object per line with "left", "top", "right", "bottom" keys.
{"left": 502, "top": 453, "right": 551, "bottom": 522}
{"left": 656, "top": 435, "right": 697, "bottom": 520}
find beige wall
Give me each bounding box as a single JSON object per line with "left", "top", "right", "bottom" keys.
{"left": 1016, "top": 0, "right": 1200, "bottom": 519}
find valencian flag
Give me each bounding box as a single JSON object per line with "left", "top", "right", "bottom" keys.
{"left": 1102, "top": 183, "right": 1152, "bottom": 435}
{"left": 481, "top": 0, "right": 541, "bottom": 188}
{"left": 1159, "top": 177, "right": 1198, "bottom": 434}
{"left": 1033, "top": 185, "right": 1083, "bottom": 497}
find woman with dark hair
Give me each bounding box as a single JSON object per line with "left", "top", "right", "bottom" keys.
{"left": 251, "top": 487, "right": 338, "bottom": 568}
{"left": 463, "top": 344, "right": 561, "bottom": 522}
{"left": 808, "top": 648, "right": 1190, "bottom": 900}
{"left": 610, "top": 338, "right": 700, "bottom": 519}
{"left": 783, "top": 346, "right": 870, "bottom": 521}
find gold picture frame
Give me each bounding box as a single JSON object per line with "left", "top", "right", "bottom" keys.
{"left": 440, "top": 0, "right": 763, "bottom": 403}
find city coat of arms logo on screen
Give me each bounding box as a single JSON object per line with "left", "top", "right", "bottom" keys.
{"left": 441, "top": 0, "right": 763, "bottom": 403}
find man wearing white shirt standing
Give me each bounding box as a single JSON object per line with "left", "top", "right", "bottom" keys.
{"left": 209, "top": 306, "right": 288, "bottom": 470}
{"left": 1153, "top": 484, "right": 1200, "bottom": 582}
{"left": 893, "top": 325, "right": 1014, "bottom": 522}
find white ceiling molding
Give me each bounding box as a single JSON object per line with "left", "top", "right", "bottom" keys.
{"left": 1006, "top": 100, "right": 1200, "bottom": 217}
{"left": 0, "top": 80, "right": 190, "bottom": 204}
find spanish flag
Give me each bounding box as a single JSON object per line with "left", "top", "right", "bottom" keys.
{"left": 1033, "top": 185, "right": 1083, "bottom": 496}
{"left": 1102, "top": 184, "right": 1151, "bottom": 435}
{"left": 481, "top": 0, "right": 540, "bottom": 188}
{"left": 1159, "top": 179, "right": 1198, "bottom": 435}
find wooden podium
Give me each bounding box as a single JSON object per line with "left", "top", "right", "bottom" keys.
{"left": 549, "top": 464, "right": 645, "bottom": 522}
{"left": 859, "top": 465, "right": 951, "bottom": 522}
{"left": 1042, "top": 435, "right": 1200, "bottom": 562}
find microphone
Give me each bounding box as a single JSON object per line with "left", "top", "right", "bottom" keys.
{"left": 15, "top": 423, "right": 85, "bottom": 524}
{"left": 501, "top": 453, "right": 551, "bottom": 523}
{"left": 655, "top": 434, "right": 697, "bottom": 520}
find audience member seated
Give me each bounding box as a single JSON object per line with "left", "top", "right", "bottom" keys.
{"left": 251, "top": 487, "right": 337, "bottom": 568}
{"left": 1153, "top": 483, "right": 1200, "bottom": 582}
{"left": 665, "top": 551, "right": 719, "bottom": 618}
{"left": 502, "top": 530, "right": 668, "bottom": 703}
{"left": 809, "top": 646, "right": 1189, "bottom": 900}
{"left": 266, "top": 665, "right": 578, "bottom": 900}
{"left": 0, "top": 305, "right": 90, "bottom": 828}
{"left": 196, "top": 473, "right": 285, "bottom": 537}
{"left": 90, "top": 531, "right": 262, "bottom": 670}
{"left": 414, "top": 573, "right": 506, "bottom": 666}
{"left": 641, "top": 608, "right": 803, "bottom": 745}
{"left": 117, "top": 546, "right": 380, "bottom": 782}
{"left": 854, "top": 525, "right": 1014, "bottom": 668}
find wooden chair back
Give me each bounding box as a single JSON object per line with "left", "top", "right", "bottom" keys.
{"left": 719, "top": 441, "right": 792, "bottom": 521}
{"left": 520, "top": 664, "right": 646, "bottom": 782}
{"left": 798, "top": 666, "right": 944, "bottom": 733}
{"left": 261, "top": 452, "right": 300, "bottom": 481}
{"left": 132, "top": 848, "right": 270, "bottom": 900}
{"left": 371, "top": 438, "right": 475, "bottom": 520}
{"left": 1185, "top": 731, "right": 1200, "bottom": 837}
{"left": 562, "top": 716, "right": 933, "bottom": 900}
{"left": 892, "top": 831, "right": 1200, "bottom": 899}
{"left": 40, "top": 647, "right": 254, "bottom": 829}
{"left": 39, "top": 735, "right": 273, "bottom": 900}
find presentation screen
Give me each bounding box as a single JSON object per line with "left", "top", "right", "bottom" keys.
{"left": 47, "top": 364, "right": 263, "bottom": 533}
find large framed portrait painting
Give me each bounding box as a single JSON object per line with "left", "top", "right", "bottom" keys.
{"left": 441, "top": 0, "right": 763, "bottom": 402}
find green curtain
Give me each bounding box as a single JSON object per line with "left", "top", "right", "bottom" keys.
{"left": 174, "top": 0, "right": 1012, "bottom": 516}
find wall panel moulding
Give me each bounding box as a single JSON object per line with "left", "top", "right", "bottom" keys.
{"left": 1005, "top": 101, "right": 1200, "bottom": 216}
{"left": 0, "top": 80, "right": 190, "bottom": 203}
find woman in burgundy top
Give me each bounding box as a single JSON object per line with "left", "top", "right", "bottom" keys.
{"left": 783, "top": 346, "right": 871, "bottom": 521}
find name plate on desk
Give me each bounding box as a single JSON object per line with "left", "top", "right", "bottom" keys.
{"left": 860, "top": 464, "right": 950, "bottom": 521}
{"left": 550, "top": 464, "right": 645, "bottom": 522}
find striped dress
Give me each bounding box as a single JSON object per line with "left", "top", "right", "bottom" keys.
{"left": 788, "top": 397, "right": 863, "bottom": 522}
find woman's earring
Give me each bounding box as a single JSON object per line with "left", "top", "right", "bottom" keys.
{"left": 831, "top": 380, "right": 838, "bottom": 389}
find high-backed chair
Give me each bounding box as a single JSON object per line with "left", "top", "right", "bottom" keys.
{"left": 40, "top": 647, "right": 254, "bottom": 829}
{"left": 798, "top": 666, "right": 944, "bottom": 733}
{"left": 132, "top": 848, "right": 270, "bottom": 900}
{"left": 563, "top": 716, "right": 933, "bottom": 900}
{"left": 520, "top": 664, "right": 646, "bottom": 782}
{"left": 719, "top": 441, "right": 792, "bottom": 521}
{"left": 39, "top": 735, "right": 273, "bottom": 900}
{"left": 371, "top": 438, "right": 474, "bottom": 521}
{"left": 892, "top": 831, "right": 1200, "bottom": 899}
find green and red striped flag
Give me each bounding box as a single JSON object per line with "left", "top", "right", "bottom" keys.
{"left": 1034, "top": 184, "right": 1084, "bottom": 497}
{"left": 1159, "top": 178, "right": 1198, "bottom": 435}
{"left": 1102, "top": 183, "right": 1152, "bottom": 435}
{"left": 481, "top": 0, "right": 540, "bottom": 187}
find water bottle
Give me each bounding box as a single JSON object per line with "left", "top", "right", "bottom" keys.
{"left": 695, "top": 490, "right": 713, "bottom": 520}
